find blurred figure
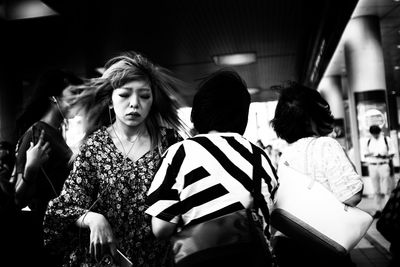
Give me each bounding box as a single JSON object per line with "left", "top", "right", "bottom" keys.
{"left": 364, "top": 125, "right": 395, "bottom": 218}
{"left": 1, "top": 136, "right": 50, "bottom": 265}
{"left": 0, "top": 140, "right": 17, "bottom": 261}
{"left": 376, "top": 178, "right": 400, "bottom": 267}
{"left": 0, "top": 141, "right": 15, "bottom": 213}
{"left": 14, "top": 69, "right": 83, "bottom": 266}
{"left": 43, "top": 51, "right": 186, "bottom": 266}
{"left": 146, "top": 69, "right": 278, "bottom": 267}
{"left": 270, "top": 82, "right": 363, "bottom": 267}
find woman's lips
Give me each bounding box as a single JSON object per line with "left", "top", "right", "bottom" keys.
{"left": 126, "top": 112, "right": 140, "bottom": 119}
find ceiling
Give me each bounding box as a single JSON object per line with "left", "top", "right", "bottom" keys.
{"left": 1, "top": 0, "right": 361, "bottom": 106}
{"left": 324, "top": 0, "right": 400, "bottom": 96}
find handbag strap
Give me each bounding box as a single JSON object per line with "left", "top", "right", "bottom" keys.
{"left": 251, "top": 144, "right": 271, "bottom": 239}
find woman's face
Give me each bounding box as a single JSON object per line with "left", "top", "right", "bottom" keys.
{"left": 111, "top": 80, "right": 153, "bottom": 128}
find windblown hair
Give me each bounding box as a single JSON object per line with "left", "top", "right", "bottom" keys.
{"left": 270, "top": 82, "right": 334, "bottom": 144}
{"left": 191, "top": 69, "right": 250, "bottom": 134}
{"left": 65, "top": 51, "right": 187, "bottom": 148}
{"left": 17, "top": 69, "right": 83, "bottom": 136}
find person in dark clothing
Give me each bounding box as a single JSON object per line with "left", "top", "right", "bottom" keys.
{"left": 1, "top": 135, "right": 50, "bottom": 265}
{"left": 14, "top": 69, "right": 83, "bottom": 266}
{"left": 0, "top": 141, "right": 16, "bottom": 212}
{"left": 0, "top": 140, "right": 17, "bottom": 261}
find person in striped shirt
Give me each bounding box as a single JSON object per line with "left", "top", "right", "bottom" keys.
{"left": 145, "top": 69, "right": 278, "bottom": 266}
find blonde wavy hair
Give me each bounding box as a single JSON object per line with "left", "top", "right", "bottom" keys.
{"left": 65, "top": 51, "right": 188, "bottom": 148}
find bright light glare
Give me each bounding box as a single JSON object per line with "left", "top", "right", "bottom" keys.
{"left": 247, "top": 88, "right": 260, "bottom": 95}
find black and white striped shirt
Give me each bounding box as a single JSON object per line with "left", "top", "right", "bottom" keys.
{"left": 145, "top": 132, "right": 278, "bottom": 227}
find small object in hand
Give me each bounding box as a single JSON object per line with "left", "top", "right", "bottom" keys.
{"left": 373, "top": 211, "right": 382, "bottom": 219}
{"left": 115, "top": 249, "right": 133, "bottom": 267}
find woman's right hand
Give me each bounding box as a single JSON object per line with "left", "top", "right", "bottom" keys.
{"left": 343, "top": 189, "right": 363, "bottom": 207}
{"left": 77, "top": 212, "right": 117, "bottom": 262}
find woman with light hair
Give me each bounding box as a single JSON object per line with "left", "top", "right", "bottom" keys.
{"left": 43, "top": 51, "right": 187, "bottom": 266}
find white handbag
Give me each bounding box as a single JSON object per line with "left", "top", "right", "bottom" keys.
{"left": 271, "top": 138, "right": 373, "bottom": 255}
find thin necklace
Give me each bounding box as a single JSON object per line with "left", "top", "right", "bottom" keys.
{"left": 112, "top": 124, "right": 141, "bottom": 159}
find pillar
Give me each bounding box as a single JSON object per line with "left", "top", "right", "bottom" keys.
{"left": 344, "top": 15, "right": 392, "bottom": 182}
{"left": 318, "top": 75, "right": 347, "bottom": 148}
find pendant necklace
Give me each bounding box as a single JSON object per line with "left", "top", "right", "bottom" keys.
{"left": 112, "top": 124, "right": 141, "bottom": 160}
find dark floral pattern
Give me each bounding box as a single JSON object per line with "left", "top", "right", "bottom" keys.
{"left": 43, "top": 127, "right": 181, "bottom": 267}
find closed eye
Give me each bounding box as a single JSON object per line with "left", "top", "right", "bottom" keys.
{"left": 140, "top": 94, "right": 151, "bottom": 99}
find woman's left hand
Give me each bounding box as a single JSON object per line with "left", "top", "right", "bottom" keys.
{"left": 26, "top": 130, "right": 50, "bottom": 170}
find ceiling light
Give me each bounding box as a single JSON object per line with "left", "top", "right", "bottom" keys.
{"left": 247, "top": 88, "right": 260, "bottom": 95}
{"left": 8, "top": 0, "right": 58, "bottom": 20}
{"left": 213, "top": 53, "right": 256, "bottom": 66}
{"left": 394, "top": 66, "right": 400, "bottom": 70}
{"left": 397, "top": 45, "right": 400, "bottom": 49}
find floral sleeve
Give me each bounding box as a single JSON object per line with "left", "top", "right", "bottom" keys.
{"left": 43, "top": 136, "right": 99, "bottom": 246}
{"left": 320, "top": 137, "right": 363, "bottom": 202}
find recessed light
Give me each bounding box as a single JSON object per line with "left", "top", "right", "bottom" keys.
{"left": 397, "top": 45, "right": 400, "bottom": 49}
{"left": 394, "top": 66, "right": 400, "bottom": 70}
{"left": 213, "top": 53, "right": 256, "bottom": 66}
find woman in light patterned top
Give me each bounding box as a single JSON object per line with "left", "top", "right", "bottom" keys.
{"left": 270, "top": 82, "right": 363, "bottom": 267}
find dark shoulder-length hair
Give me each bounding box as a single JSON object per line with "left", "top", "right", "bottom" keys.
{"left": 17, "top": 69, "right": 83, "bottom": 136}
{"left": 270, "top": 81, "right": 334, "bottom": 144}
{"left": 66, "top": 51, "right": 187, "bottom": 148}
{"left": 191, "top": 68, "right": 250, "bottom": 135}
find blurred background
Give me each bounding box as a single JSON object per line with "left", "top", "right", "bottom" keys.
{"left": 1, "top": 0, "right": 400, "bottom": 183}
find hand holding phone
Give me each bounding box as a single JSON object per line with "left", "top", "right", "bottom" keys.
{"left": 115, "top": 249, "right": 133, "bottom": 267}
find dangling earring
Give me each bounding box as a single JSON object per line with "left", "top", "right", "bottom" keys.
{"left": 108, "top": 105, "right": 114, "bottom": 125}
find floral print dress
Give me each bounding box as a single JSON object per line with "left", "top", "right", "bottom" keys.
{"left": 43, "top": 127, "right": 181, "bottom": 267}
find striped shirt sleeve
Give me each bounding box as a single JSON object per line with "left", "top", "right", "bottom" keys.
{"left": 145, "top": 142, "right": 185, "bottom": 224}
